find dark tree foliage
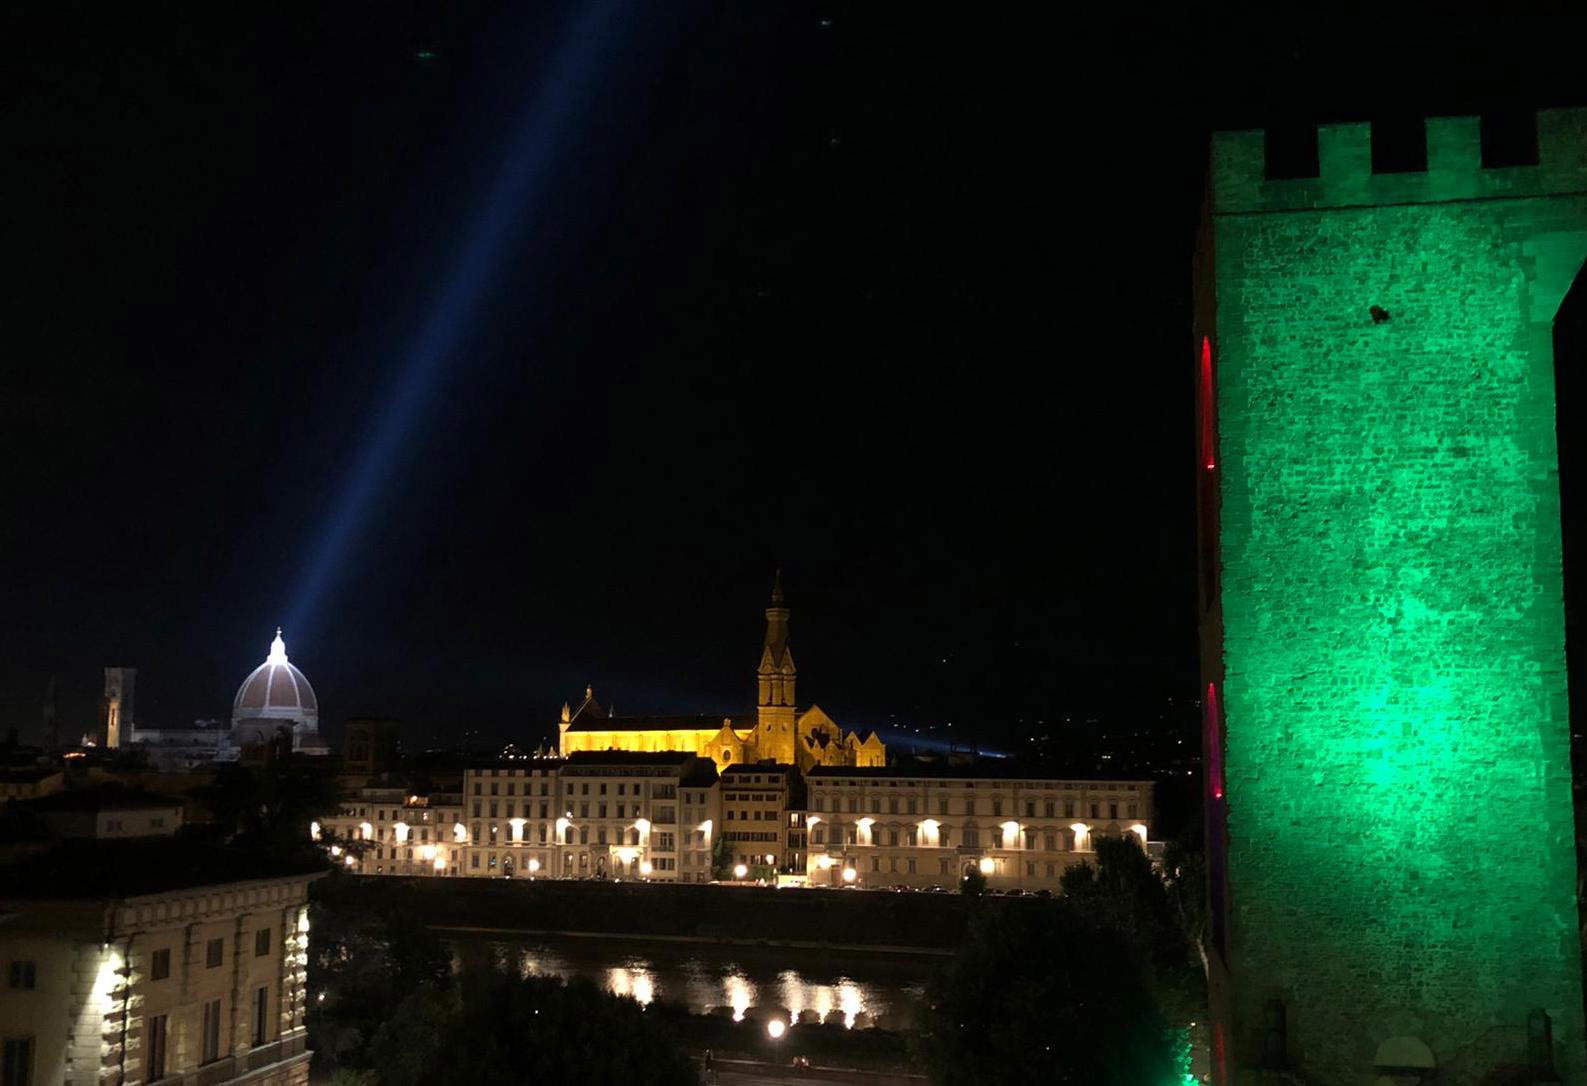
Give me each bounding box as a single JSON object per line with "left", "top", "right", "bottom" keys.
{"left": 193, "top": 762, "right": 341, "bottom": 863}
{"left": 370, "top": 971, "right": 699, "bottom": 1086}
{"left": 919, "top": 900, "right": 1176, "bottom": 1085}
{"left": 959, "top": 865, "right": 986, "bottom": 897}
{"left": 1059, "top": 835, "right": 1201, "bottom": 1021}
{"left": 307, "top": 877, "right": 454, "bottom": 1073}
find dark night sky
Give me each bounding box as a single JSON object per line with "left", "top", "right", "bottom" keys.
{"left": 5, "top": 6, "right": 1587, "bottom": 752}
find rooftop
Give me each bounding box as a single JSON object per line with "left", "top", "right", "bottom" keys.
{"left": 564, "top": 713, "right": 748, "bottom": 734}
{"left": 562, "top": 751, "right": 704, "bottom": 768}
{"left": 23, "top": 783, "right": 183, "bottom": 813}
{"left": 0, "top": 837, "right": 327, "bottom": 900}
{"left": 806, "top": 762, "right": 1155, "bottom": 784}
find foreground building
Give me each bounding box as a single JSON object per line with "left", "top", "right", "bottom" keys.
{"left": 1198, "top": 109, "right": 1587, "bottom": 1082}
{"left": 804, "top": 765, "right": 1152, "bottom": 892}
{"left": 0, "top": 792, "right": 322, "bottom": 1086}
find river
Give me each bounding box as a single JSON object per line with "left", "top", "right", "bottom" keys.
{"left": 450, "top": 933, "right": 941, "bottom": 1031}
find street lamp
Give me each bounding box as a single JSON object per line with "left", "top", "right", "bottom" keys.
{"left": 766, "top": 1019, "right": 786, "bottom": 1040}
{"left": 841, "top": 866, "right": 857, "bottom": 884}
{"left": 733, "top": 863, "right": 748, "bottom": 879}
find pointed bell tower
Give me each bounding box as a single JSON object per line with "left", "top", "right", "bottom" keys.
{"left": 755, "top": 572, "right": 797, "bottom": 763}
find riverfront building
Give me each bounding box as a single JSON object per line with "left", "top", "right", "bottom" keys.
{"left": 317, "top": 752, "right": 723, "bottom": 883}
{"left": 803, "top": 765, "right": 1153, "bottom": 891}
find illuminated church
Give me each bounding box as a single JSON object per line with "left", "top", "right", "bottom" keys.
{"left": 557, "top": 577, "right": 885, "bottom": 772}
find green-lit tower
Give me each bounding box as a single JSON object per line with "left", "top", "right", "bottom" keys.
{"left": 1196, "top": 110, "right": 1587, "bottom": 1084}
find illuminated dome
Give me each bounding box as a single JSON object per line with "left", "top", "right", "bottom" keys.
{"left": 232, "top": 629, "right": 324, "bottom": 751}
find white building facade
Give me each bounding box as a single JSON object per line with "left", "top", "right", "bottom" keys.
{"left": 803, "top": 767, "right": 1153, "bottom": 891}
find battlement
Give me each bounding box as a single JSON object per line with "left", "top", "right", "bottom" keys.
{"left": 1212, "top": 108, "right": 1587, "bottom": 214}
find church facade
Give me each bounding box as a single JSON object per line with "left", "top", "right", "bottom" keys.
{"left": 557, "top": 578, "right": 885, "bottom": 773}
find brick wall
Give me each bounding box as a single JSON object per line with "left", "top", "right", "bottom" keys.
{"left": 1202, "top": 109, "right": 1587, "bottom": 1084}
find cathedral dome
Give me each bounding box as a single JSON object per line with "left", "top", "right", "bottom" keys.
{"left": 232, "top": 629, "right": 320, "bottom": 738}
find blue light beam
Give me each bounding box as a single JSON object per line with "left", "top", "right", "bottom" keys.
{"left": 286, "top": 0, "right": 626, "bottom": 635}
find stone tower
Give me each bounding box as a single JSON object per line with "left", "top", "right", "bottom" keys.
{"left": 101, "top": 666, "right": 136, "bottom": 749}
{"left": 755, "top": 572, "right": 797, "bottom": 764}
{"left": 1197, "top": 110, "right": 1587, "bottom": 1083}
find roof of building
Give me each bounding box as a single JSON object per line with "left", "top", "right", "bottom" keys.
{"left": 0, "top": 837, "right": 327, "bottom": 900}
{"left": 234, "top": 630, "right": 318, "bottom": 720}
{"left": 721, "top": 762, "right": 795, "bottom": 780}
{"left": 23, "top": 783, "right": 183, "bottom": 813}
{"left": 564, "top": 713, "right": 748, "bottom": 734}
{"left": 562, "top": 751, "right": 703, "bottom": 768}
{"left": 805, "top": 762, "right": 1155, "bottom": 784}
{"left": 0, "top": 767, "right": 60, "bottom": 784}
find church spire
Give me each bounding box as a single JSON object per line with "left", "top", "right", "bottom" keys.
{"left": 759, "top": 573, "right": 795, "bottom": 707}
{"left": 756, "top": 572, "right": 798, "bottom": 763}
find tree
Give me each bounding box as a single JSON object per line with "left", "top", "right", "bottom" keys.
{"left": 307, "top": 879, "right": 453, "bottom": 1075}
{"left": 919, "top": 900, "right": 1176, "bottom": 1085}
{"left": 959, "top": 865, "right": 986, "bottom": 897}
{"left": 1059, "top": 835, "right": 1200, "bottom": 1022}
{"left": 710, "top": 833, "right": 732, "bottom": 880}
{"left": 370, "top": 970, "right": 698, "bottom": 1086}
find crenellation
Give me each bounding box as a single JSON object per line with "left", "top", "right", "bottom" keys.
{"left": 1213, "top": 108, "right": 1587, "bottom": 215}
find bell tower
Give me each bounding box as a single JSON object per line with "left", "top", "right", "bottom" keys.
{"left": 755, "top": 572, "right": 797, "bottom": 763}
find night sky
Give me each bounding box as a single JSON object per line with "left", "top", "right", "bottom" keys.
{"left": 6, "top": 7, "right": 1587, "bottom": 753}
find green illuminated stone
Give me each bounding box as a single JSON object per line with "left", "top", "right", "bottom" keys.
{"left": 1202, "top": 110, "right": 1587, "bottom": 1083}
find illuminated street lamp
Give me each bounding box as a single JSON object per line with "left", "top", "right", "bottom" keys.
{"left": 766, "top": 1019, "right": 786, "bottom": 1040}
{"left": 527, "top": 857, "right": 541, "bottom": 874}
{"left": 639, "top": 860, "right": 653, "bottom": 877}
{"left": 841, "top": 866, "right": 857, "bottom": 884}
{"left": 733, "top": 863, "right": 748, "bottom": 879}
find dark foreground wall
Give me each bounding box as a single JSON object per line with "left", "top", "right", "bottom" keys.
{"left": 322, "top": 875, "right": 987, "bottom": 951}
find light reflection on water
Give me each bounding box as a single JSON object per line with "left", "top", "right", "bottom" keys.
{"left": 474, "top": 937, "right": 929, "bottom": 1030}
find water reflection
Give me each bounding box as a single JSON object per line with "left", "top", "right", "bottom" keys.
{"left": 492, "top": 936, "right": 928, "bottom": 1030}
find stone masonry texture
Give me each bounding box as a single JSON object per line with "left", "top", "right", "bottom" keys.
{"left": 1202, "top": 109, "right": 1587, "bottom": 1084}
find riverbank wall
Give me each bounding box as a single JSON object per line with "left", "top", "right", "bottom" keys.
{"left": 318, "top": 875, "right": 1015, "bottom": 952}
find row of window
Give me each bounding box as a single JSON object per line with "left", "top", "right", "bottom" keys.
{"left": 811, "top": 795, "right": 1138, "bottom": 820}
{"left": 812, "top": 825, "right": 1091, "bottom": 851}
